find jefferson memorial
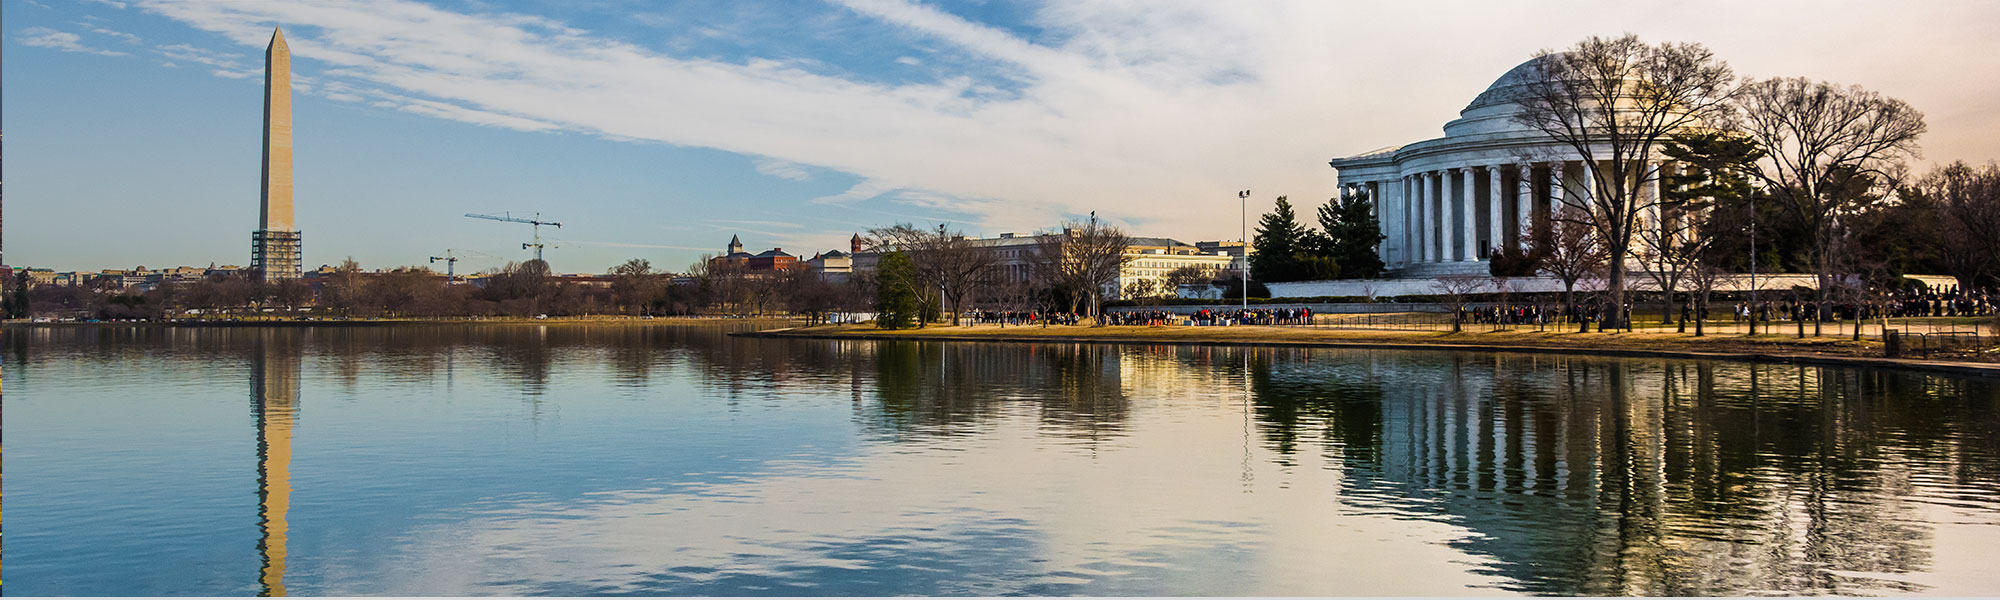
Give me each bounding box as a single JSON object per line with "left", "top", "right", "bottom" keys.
{"left": 1329, "top": 57, "right": 1667, "bottom": 278}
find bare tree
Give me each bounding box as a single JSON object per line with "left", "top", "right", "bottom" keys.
{"left": 1686, "top": 255, "right": 1725, "bottom": 337}
{"left": 1163, "top": 264, "right": 1217, "bottom": 297}
{"left": 1122, "top": 279, "right": 1164, "bottom": 305}
{"left": 321, "top": 257, "right": 368, "bottom": 317}
{"left": 1906, "top": 162, "right": 2000, "bottom": 290}
{"left": 1735, "top": 76, "right": 1926, "bottom": 333}
{"left": 976, "top": 278, "right": 1037, "bottom": 328}
{"left": 1433, "top": 273, "right": 1488, "bottom": 333}
{"left": 1538, "top": 207, "right": 1608, "bottom": 331}
{"left": 610, "top": 258, "right": 662, "bottom": 315}
{"left": 1507, "top": 34, "right": 1738, "bottom": 329}
{"left": 1027, "top": 219, "right": 1132, "bottom": 322}
{"left": 1633, "top": 178, "right": 1715, "bottom": 331}
{"left": 869, "top": 223, "right": 999, "bottom": 326}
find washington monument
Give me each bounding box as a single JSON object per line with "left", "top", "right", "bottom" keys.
{"left": 252, "top": 26, "right": 301, "bottom": 281}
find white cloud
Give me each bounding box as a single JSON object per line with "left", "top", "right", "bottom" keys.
{"left": 125, "top": 0, "right": 2000, "bottom": 244}
{"left": 895, "top": 55, "right": 921, "bottom": 66}
{"left": 752, "top": 157, "right": 812, "bottom": 181}
{"left": 395, "top": 97, "right": 559, "bottom": 132}
{"left": 811, "top": 179, "right": 899, "bottom": 206}
{"left": 82, "top": 23, "right": 142, "bottom": 44}
{"left": 18, "top": 26, "right": 128, "bottom": 56}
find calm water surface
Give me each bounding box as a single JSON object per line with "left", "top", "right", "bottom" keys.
{"left": 7, "top": 324, "right": 2000, "bottom": 596}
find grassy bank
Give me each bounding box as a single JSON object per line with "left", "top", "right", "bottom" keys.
{"left": 741, "top": 323, "right": 2000, "bottom": 374}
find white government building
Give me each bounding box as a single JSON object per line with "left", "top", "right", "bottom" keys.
{"left": 1328, "top": 56, "right": 1676, "bottom": 279}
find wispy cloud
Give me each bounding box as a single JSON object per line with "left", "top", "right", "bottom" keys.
{"left": 18, "top": 26, "right": 128, "bottom": 56}
{"left": 153, "top": 42, "right": 253, "bottom": 77}
{"left": 752, "top": 157, "right": 811, "bottom": 181}
{"left": 81, "top": 23, "right": 142, "bottom": 44}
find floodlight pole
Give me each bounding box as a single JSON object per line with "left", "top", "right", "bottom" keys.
{"left": 1239, "top": 190, "right": 1251, "bottom": 317}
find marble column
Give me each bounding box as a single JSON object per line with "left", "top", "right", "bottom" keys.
{"left": 1516, "top": 164, "right": 1534, "bottom": 248}
{"left": 1459, "top": 166, "right": 1477, "bottom": 262}
{"left": 1580, "top": 160, "right": 1596, "bottom": 205}
{"left": 1437, "top": 171, "right": 1455, "bottom": 262}
{"left": 1547, "top": 162, "right": 1564, "bottom": 219}
{"left": 1487, "top": 165, "right": 1504, "bottom": 258}
{"left": 1369, "top": 181, "right": 1384, "bottom": 261}
{"left": 1646, "top": 161, "right": 1665, "bottom": 243}
{"left": 1403, "top": 177, "right": 1415, "bottom": 265}
{"left": 1419, "top": 172, "right": 1433, "bottom": 262}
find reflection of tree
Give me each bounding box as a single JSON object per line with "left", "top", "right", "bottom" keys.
{"left": 1244, "top": 349, "right": 1384, "bottom": 468}
{"left": 857, "top": 341, "right": 1132, "bottom": 441}
{"left": 1256, "top": 350, "right": 2000, "bottom": 595}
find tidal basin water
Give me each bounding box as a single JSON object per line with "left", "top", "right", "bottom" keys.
{"left": 7, "top": 324, "right": 2000, "bottom": 596}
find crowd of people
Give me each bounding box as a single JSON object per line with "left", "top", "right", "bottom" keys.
{"left": 966, "top": 285, "right": 1996, "bottom": 330}
{"left": 969, "top": 311, "right": 1081, "bottom": 326}
{"left": 1726, "top": 286, "right": 1998, "bottom": 322}
{"left": 1110, "top": 307, "right": 1318, "bottom": 326}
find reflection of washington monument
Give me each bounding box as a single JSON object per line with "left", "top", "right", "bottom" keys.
{"left": 251, "top": 331, "right": 300, "bottom": 597}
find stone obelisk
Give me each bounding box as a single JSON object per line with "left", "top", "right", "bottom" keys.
{"left": 253, "top": 26, "right": 301, "bottom": 281}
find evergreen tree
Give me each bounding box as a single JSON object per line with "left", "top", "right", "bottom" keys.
{"left": 1315, "top": 189, "right": 1387, "bottom": 278}
{"left": 1662, "top": 131, "right": 1781, "bottom": 272}
{"left": 1251, "top": 196, "right": 1310, "bottom": 283}
{"left": 874, "top": 251, "right": 918, "bottom": 330}
{"left": 9, "top": 269, "right": 29, "bottom": 319}
{"left": 2, "top": 272, "right": 17, "bottom": 319}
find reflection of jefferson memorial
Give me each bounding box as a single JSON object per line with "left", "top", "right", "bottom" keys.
{"left": 1330, "top": 57, "right": 1666, "bottom": 277}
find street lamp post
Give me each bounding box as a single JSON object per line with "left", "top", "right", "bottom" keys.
{"left": 1239, "top": 190, "right": 1251, "bottom": 318}
{"left": 1749, "top": 205, "right": 1758, "bottom": 336}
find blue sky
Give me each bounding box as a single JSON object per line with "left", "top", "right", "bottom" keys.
{"left": 7, "top": 0, "right": 1999, "bottom": 274}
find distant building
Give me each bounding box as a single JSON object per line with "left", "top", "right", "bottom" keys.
{"left": 1194, "top": 240, "right": 1250, "bottom": 277}
{"left": 805, "top": 250, "right": 852, "bottom": 277}
{"left": 747, "top": 248, "right": 798, "bottom": 271}
{"left": 710, "top": 235, "right": 801, "bottom": 273}
{"left": 850, "top": 229, "right": 1235, "bottom": 300}
{"left": 26, "top": 268, "right": 59, "bottom": 287}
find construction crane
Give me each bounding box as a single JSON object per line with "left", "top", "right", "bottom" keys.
{"left": 429, "top": 250, "right": 461, "bottom": 284}
{"left": 465, "top": 212, "right": 562, "bottom": 262}
{"left": 430, "top": 248, "right": 498, "bottom": 285}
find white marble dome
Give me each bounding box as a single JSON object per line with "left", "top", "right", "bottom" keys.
{"left": 1442, "top": 55, "right": 1556, "bottom": 137}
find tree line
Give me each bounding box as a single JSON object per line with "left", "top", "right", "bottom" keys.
{"left": 866, "top": 219, "right": 1135, "bottom": 329}
{"left": 5, "top": 218, "right": 1155, "bottom": 327}
{"left": 5, "top": 256, "right": 862, "bottom": 321}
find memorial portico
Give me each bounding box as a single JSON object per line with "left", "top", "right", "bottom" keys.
{"left": 1329, "top": 56, "right": 1677, "bottom": 277}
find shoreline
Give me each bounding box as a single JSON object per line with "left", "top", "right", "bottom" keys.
{"left": 735, "top": 324, "right": 2000, "bottom": 379}
{"left": 1, "top": 316, "right": 804, "bottom": 328}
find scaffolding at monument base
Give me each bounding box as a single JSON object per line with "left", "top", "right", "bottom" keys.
{"left": 252, "top": 229, "right": 303, "bottom": 281}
